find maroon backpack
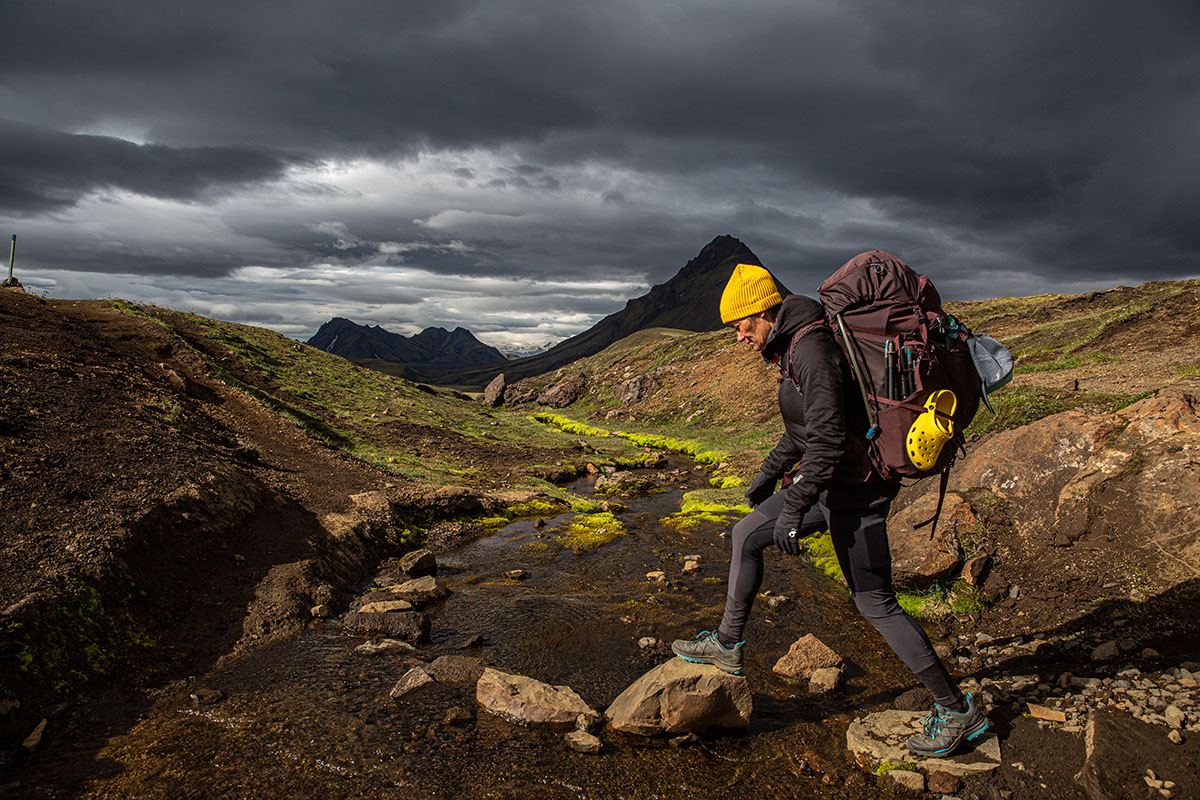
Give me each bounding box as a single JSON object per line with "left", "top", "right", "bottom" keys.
{"left": 819, "top": 250, "right": 982, "bottom": 529}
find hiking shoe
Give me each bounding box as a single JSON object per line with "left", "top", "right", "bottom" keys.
{"left": 671, "top": 630, "right": 744, "bottom": 675}
{"left": 907, "top": 692, "right": 990, "bottom": 757}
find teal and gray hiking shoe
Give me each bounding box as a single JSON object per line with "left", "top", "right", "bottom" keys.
{"left": 907, "top": 692, "right": 990, "bottom": 757}
{"left": 671, "top": 630, "right": 744, "bottom": 675}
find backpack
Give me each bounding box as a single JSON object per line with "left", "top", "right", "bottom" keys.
{"left": 817, "top": 250, "right": 1012, "bottom": 531}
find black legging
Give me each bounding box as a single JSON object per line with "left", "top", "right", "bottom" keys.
{"left": 717, "top": 488, "right": 962, "bottom": 706}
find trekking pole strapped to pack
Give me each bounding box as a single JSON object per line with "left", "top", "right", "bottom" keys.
{"left": 818, "top": 250, "right": 1013, "bottom": 534}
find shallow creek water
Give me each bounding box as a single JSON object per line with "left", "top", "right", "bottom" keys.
{"left": 20, "top": 463, "right": 942, "bottom": 799}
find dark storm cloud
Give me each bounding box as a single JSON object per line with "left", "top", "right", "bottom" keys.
{"left": 0, "top": 119, "right": 303, "bottom": 212}
{"left": 2, "top": 0, "right": 1198, "bottom": 323}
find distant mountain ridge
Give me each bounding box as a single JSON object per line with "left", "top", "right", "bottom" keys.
{"left": 389, "top": 234, "right": 789, "bottom": 389}
{"left": 307, "top": 318, "right": 507, "bottom": 369}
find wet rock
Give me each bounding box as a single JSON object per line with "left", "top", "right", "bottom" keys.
{"left": 476, "top": 668, "right": 597, "bottom": 726}
{"left": 888, "top": 769, "right": 924, "bottom": 793}
{"left": 576, "top": 711, "right": 603, "bottom": 733}
{"left": 457, "top": 633, "right": 484, "bottom": 649}
{"left": 189, "top": 689, "right": 225, "bottom": 705}
{"left": 390, "top": 667, "right": 434, "bottom": 701}
{"left": 354, "top": 638, "right": 417, "bottom": 656}
{"left": 669, "top": 732, "right": 700, "bottom": 748}
{"left": 645, "top": 571, "right": 666, "bottom": 582}
{"left": 564, "top": 730, "right": 602, "bottom": 753}
{"left": 1092, "top": 641, "right": 1120, "bottom": 663}
{"left": 310, "top": 604, "right": 331, "bottom": 618}
{"left": 605, "top": 658, "right": 752, "bottom": 736}
{"left": 21, "top": 720, "right": 46, "bottom": 751}
{"left": 614, "top": 374, "right": 658, "bottom": 405}
{"left": 428, "top": 655, "right": 488, "bottom": 686}
{"left": 398, "top": 548, "right": 438, "bottom": 577}
{"left": 342, "top": 611, "right": 430, "bottom": 643}
{"left": 887, "top": 493, "right": 969, "bottom": 588}
{"left": 388, "top": 576, "right": 451, "bottom": 605}
{"left": 764, "top": 595, "right": 790, "bottom": 611}
{"left": 682, "top": 560, "right": 700, "bottom": 575}
{"left": 505, "top": 569, "right": 527, "bottom": 581}
{"left": 809, "top": 667, "right": 844, "bottom": 694}
{"left": 359, "top": 599, "right": 414, "bottom": 613}
{"left": 637, "top": 637, "right": 658, "bottom": 649}
{"left": 482, "top": 373, "right": 506, "bottom": 407}
{"left": 443, "top": 707, "right": 474, "bottom": 726}
{"left": 927, "top": 770, "right": 963, "bottom": 794}
{"left": 846, "top": 710, "right": 1001, "bottom": 777}
{"left": 536, "top": 373, "right": 586, "bottom": 408}
{"left": 773, "top": 634, "right": 843, "bottom": 681}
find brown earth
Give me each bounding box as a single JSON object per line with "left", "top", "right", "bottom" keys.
{"left": 0, "top": 289, "right": 602, "bottom": 766}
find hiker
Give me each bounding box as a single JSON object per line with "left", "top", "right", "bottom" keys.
{"left": 671, "top": 262, "right": 989, "bottom": 757}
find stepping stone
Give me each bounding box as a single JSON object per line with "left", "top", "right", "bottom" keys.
{"left": 846, "top": 710, "right": 1001, "bottom": 778}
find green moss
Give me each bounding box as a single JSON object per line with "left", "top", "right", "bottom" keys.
{"left": 802, "top": 531, "right": 844, "bottom": 583}
{"left": 709, "top": 475, "right": 746, "bottom": 489}
{"left": 531, "top": 413, "right": 729, "bottom": 464}
{"left": 556, "top": 512, "right": 626, "bottom": 551}
{"left": 505, "top": 497, "right": 571, "bottom": 519}
{"left": 3, "top": 581, "right": 157, "bottom": 698}
{"left": 875, "top": 760, "right": 920, "bottom": 776}
{"left": 661, "top": 510, "right": 737, "bottom": 531}
{"left": 596, "top": 475, "right": 664, "bottom": 497}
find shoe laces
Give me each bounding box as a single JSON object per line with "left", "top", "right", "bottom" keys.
{"left": 690, "top": 630, "right": 717, "bottom": 644}
{"left": 919, "top": 705, "right": 947, "bottom": 738}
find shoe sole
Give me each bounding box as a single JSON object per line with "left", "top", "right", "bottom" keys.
{"left": 673, "top": 652, "right": 744, "bottom": 675}
{"left": 907, "top": 717, "right": 990, "bottom": 757}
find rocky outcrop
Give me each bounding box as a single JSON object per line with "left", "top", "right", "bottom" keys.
{"left": 1075, "top": 710, "right": 1198, "bottom": 800}
{"left": 773, "top": 634, "right": 843, "bottom": 681}
{"left": 605, "top": 658, "right": 752, "bottom": 736}
{"left": 475, "top": 668, "right": 597, "bottom": 726}
{"left": 397, "top": 548, "right": 438, "bottom": 577}
{"left": 536, "top": 373, "right": 587, "bottom": 408}
{"left": 614, "top": 374, "right": 659, "bottom": 405}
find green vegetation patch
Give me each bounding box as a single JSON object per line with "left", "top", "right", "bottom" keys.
{"left": 532, "top": 413, "right": 728, "bottom": 464}
{"left": 709, "top": 475, "right": 746, "bottom": 489}
{"left": 802, "top": 531, "right": 845, "bottom": 584}
{"left": 965, "top": 385, "right": 1149, "bottom": 440}
{"left": 3, "top": 582, "right": 157, "bottom": 698}
{"left": 556, "top": 512, "right": 626, "bottom": 551}
{"left": 1016, "top": 353, "right": 1121, "bottom": 374}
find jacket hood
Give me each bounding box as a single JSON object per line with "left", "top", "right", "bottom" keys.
{"left": 762, "top": 294, "right": 826, "bottom": 361}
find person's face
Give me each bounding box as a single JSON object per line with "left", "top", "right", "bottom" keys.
{"left": 731, "top": 312, "right": 773, "bottom": 352}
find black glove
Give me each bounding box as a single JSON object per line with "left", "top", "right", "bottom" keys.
{"left": 773, "top": 503, "right": 803, "bottom": 555}
{"left": 744, "top": 471, "right": 777, "bottom": 507}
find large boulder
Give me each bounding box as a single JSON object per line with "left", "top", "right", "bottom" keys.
{"left": 605, "top": 658, "right": 752, "bottom": 736}
{"left": 428, "top": 655, "right": 487, "bottom": 686}
{"left": 397, "top": 548, "right": 438, "bottom": 577}
{"left": 482, "top": 373, "right": 506, "bottom": 407}
{"left": 536, "top": 373, "right": 587, "bottom": 408}
{"left": 846, "top": 710, "right": 1001, "bottom": 777}
{"left": 773, "top": 634, "right": 843, "bottom": 681}
{"left": 476, "top": 668, "right": 597, "bottom": 726}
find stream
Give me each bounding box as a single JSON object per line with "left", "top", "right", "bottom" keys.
{"left": 15, "top": 460, "right": 939, "bottom": 799}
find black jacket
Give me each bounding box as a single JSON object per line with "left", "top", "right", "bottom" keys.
{"left": 759, "top": 294, "right": 894, "bottom": 511}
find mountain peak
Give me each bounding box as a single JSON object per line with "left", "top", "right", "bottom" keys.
{"left": 307, "top": 319, "right": 506, "bottom": 369}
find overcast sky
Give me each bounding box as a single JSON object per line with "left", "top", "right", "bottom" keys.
{"left": 4, "top": 1, "right": 1198, "bottom": 351}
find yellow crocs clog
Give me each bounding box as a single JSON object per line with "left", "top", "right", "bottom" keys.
{"left": 906, "top": 390, "right": 957, "bottom": 470}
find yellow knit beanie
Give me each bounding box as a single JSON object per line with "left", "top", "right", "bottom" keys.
{"left": 720, "top": 263, "right": 782, "bottom": 324}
